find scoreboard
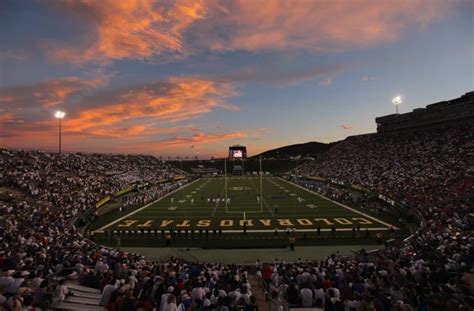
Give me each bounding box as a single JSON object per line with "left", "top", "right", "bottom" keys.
{"left": 228, "top": 145, "right": 247, "bottom": 159}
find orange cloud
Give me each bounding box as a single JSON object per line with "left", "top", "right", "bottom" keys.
{"left": 0, "top": 113, "right": 14, "bottom": 123}
{"left": 1, "top": 76, "right": 238, "bottom": 151}
{"left": 198, "top": 0, "right": 457, "bottom": 53}
{"left": 63, "top": 77, "right": 237, "bottom": 135}
{"left": 48, "top": 0, "right": 205, "bottom": 63}
{"left": 160, "top": 131, "right": 246, "bottom": 146}
{"left": 0, "top": 76, "right": 107, "bottom": 108}
{"left": 45, "top": 0, "right": 458, "bottom": 63}
{"left": 110, "top": 128, "right": 256, "bottom": 157}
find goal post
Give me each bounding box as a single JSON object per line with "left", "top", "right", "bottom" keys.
{"left": 224, "top": 157, "right": 228, "bottom": 213}
{"left": 260, "top": 156, "right": 263, "bottom": 213}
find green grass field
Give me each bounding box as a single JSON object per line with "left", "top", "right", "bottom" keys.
{"left": 92, "top": 177, "right": 397, "bottom": 234}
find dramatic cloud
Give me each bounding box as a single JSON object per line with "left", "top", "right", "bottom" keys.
{"left": 62, "top": 77, "right": 238, "bottom": 136}
{"left": 0, "top": 76, "right": 107, "bottom": 109}
{"left": 0, "top": 76, "right": 238, "bottom": 151}
{"left": 191, "top": 0, "right": 457, "bottom": 53}
{"left": 111, "top": 127, "right": 268, "bottom": 157}
{"left": 160, "top": 127, "right": 268, "bottom": 145}
{"left": 45, "top": 0, "right": 458, "bottom": 64}
{"left": 47, "top": 0, "right": 205, "bottom": 63}
{"left": 160, "top": 130, "right": 246, "bottom": 146}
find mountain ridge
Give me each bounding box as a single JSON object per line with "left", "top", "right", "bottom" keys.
{"left": 251, "top": 141, "right": 338, "bottom": 159}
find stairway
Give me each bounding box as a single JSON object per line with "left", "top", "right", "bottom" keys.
{"left": 248, "top": 274, "right": 269, "bottom": 310}
{"left": 51, "top": 283, "right": 103, "bottom": 310}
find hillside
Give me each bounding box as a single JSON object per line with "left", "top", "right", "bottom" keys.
{"left": 252, "top": 141, "right": 337, "bottom": 159}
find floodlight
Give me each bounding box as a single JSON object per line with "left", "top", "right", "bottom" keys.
{"left": 392, "top": 96, "right": 402, "bottom": 114}
{"left": 54, "top": 111, "right": 66, "bottom": 154}
{"left": 55, "top": 111, "right": 66, "bottom": 119}
{"left": 392, "top": 96, "right": 402, "bottom": 105}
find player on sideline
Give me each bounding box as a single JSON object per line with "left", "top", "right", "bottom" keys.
{"left": 171, "top": 197, "right": 174, "bottom": 203}
{"left": 191, "top": 198, "right": 194, "bottom": 205}
{"left": 257, "top": 194, "right": 260, "bottom": 203}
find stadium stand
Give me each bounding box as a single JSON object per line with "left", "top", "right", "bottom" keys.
{"left": 0, "top": 119, "right": 473, "bottom": 310}
{"left": 294, "top": 123, "right": 473, "bottom": 208}
{"left": 291, "top": 122, "right": 473, "bottom": 309}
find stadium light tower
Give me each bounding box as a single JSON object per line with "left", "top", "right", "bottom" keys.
{"left": 54, "top": 110, "right": 66, "bottom": 154}
{"left": 392, "top": 96, "right": 402, "bottom": 114}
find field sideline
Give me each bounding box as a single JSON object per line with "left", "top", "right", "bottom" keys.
{"left": 93, "top": 177, "right": 398, "bottom": 233}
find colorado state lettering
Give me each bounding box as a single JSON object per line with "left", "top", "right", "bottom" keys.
{"left": 116, "top": 217, "right": 376, "bottom": 228}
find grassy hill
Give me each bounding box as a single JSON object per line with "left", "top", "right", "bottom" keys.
{"left": 252, "top": 141, "right": 337, "bottom": 159}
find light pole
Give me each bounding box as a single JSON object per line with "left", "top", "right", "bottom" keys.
{"left": 54, "top": 110, "right": 66, "bottom": 154}
{"left": 392, "top": 96, "right": 402, "bottom": 114}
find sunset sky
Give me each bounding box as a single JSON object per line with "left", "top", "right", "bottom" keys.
{"left": 1, "top": 0, "right": 472, "bottom": 158}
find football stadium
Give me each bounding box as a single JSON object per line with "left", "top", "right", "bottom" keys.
{"left": 89, "top": 174, "right": 403, "bottom": 247}
{"left": 1, "top": 1, "right": 473, "bottom": 310}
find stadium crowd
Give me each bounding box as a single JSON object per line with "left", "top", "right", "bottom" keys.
{"left": 295, "top": 124, "right": 473, "bottom": 208}
{"left": 290, "top": 123, "right": 473, "bottom": 309}
{"left": 121, "top": 183, "right": 181, "bottom": 210}
{"left": 0, "top": 121, "right": 472, "bottom": 310}
{"left": 0, "top": 149, "right": 184, "bottom": 310}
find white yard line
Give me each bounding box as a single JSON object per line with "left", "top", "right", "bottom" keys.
{"left": 108, "top": 227, "right": 393, "bottom": 233}
{"left": 278, "top": 177, "right": 398, "bottom": 230}
{"left": 93, "top": 178, "right": 201, "bottom": 233}
{"left": 223, "top": 210, "right": 263, "bottom": 214}
{"left": 212, "top": 177, "right": 227, "bottom": 216}
{"left": 211, "top": 203, "right": 220, "bottom": 216}
{"left": 212, "top": 227, "right": 392, "bottom": 233}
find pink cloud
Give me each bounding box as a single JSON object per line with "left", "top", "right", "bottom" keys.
{"left": 0, "top": 76, "right": 108, "bottom": 109}
{"left": 193, "top": 0, "right": 458, "bottom": 54}
{"left": 159, "top": 131, "right": 247, "bottom": 146}
{"left": 0, "top": 76, "right": 240, "bottom": 153}
{"left": 44, "top": 0, "right": 459, "bottom": 63}
{"left": 46, "top": 0, "right": 205, "bottom": 64}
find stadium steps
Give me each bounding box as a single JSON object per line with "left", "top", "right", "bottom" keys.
{"left": 64, "top": 296, "right": 101, "bottom": 305}
{"left": 65, "top": 283, "right": 101, "bottom": 294}
{"left": 248, "top": 274, "right": 269, "bottom": 308}
{"left": 51, "top": 283, "right": 102, "bottom": 310}
{"left": 68, "top": 290, "right": 102, "bottom": 299}
{"left": 51, "top": 301, "right": 104, "bottom": 311}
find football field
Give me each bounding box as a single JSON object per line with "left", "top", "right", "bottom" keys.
{"left": 93, "top": 177, "right": 397, "bottom": 233}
